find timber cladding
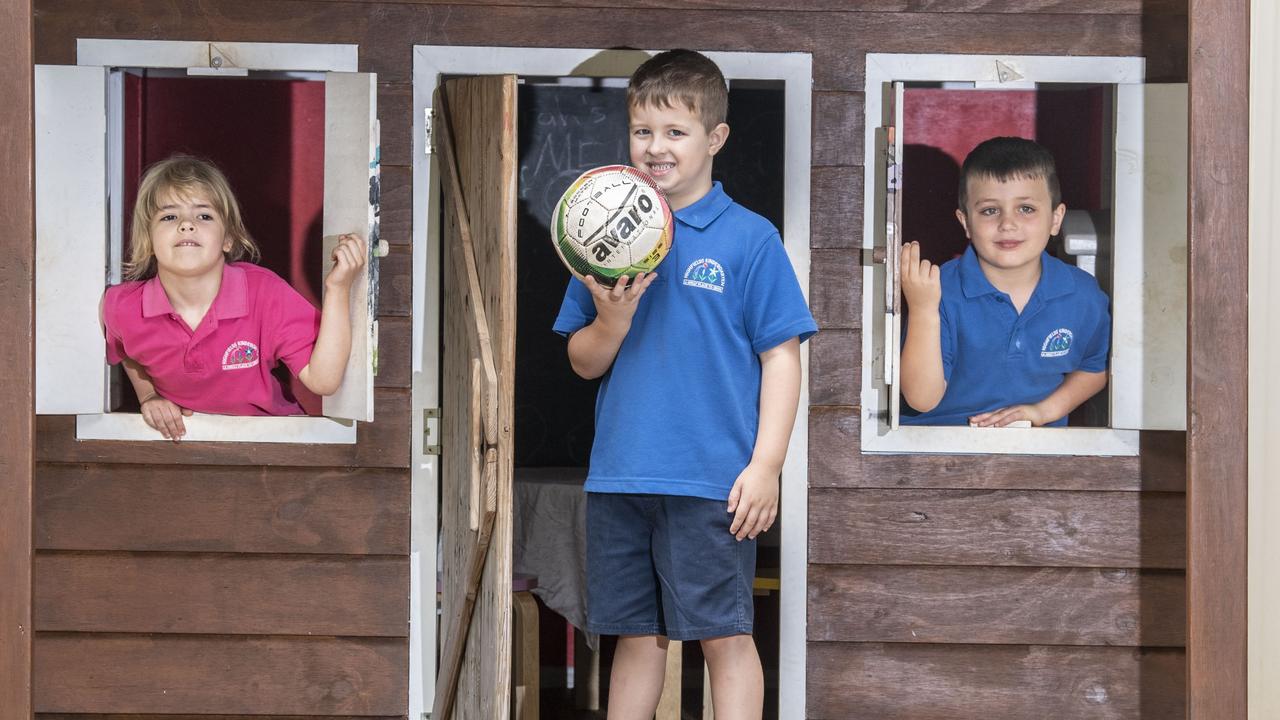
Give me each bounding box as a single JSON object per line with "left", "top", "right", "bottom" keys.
{"left": 29, "top": 1, "right": 1188, "bottom": 718}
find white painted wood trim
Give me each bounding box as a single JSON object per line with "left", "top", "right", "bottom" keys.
{"left": 860, "top": 53, "right": 1147, "bottom": 456}
{"left": 1110, "top": 83, "right": 1188, "bottom": 431}
{"left": 1250, "top": 2, "right": 1280, "bottom": 717}
{"left": 76, "top": 413, "right": 356, "bottom": 443}
{"left": 321, "top": 71, "right": 378, "bottom": 422}
{"left": 35, "top": 64, "right": 109, "bottom": 415}
{"left": 77, "top": 39, "right": 357, "bottom": 72}
{"left": 42, "top": 44, "right": 375, "bottom": 439}
{"left": 411, "top": 45, "right": 812, "bottom": 718}
{"left": 860, "top": 422, "right": 1139, "bottom": 456}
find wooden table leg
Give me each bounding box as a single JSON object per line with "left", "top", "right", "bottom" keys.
{"left": 512, "top": 591, "right": 540, "bottom": 720}
{"left": 656, "top": 639, "right": 682, "bottom": 720}
{"left": 573, "top": 627, "right": 600, "bottom": 711}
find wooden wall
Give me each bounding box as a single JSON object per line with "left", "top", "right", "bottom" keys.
{"left": 30, "top": 1, "right": 1189, "bottom": 718}
{"left": 1187, "top": 0, "right": 1248, "bottom": 715}
{"left": 1, "top": 2, "right": 34, "bottom": 718}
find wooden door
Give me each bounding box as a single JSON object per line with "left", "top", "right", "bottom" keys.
{"left": 433, "top": 74, "right": 517, "bottom": 720}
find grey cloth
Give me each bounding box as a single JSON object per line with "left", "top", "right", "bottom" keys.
{"left": 512, "top": 467, "right": 598, "bottom": 651}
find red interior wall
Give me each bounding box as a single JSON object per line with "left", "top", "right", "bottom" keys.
{"left": 124, "top": 75, "right": 326, "bottom": 414}
{"left": 901, "top": 87, "right": 1106, "bottom": 266}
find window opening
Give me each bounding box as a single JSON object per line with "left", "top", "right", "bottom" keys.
{"left": 894, "top": 81, "right": 1114, "bottom": 428}
{"left": 111, "top": 68, "right": 329, "bottom": 414}
{"left": 860, "top": 54, "right": 1183, "bottom": 456}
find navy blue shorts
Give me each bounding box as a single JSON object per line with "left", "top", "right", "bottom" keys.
{"left": 585, "top": 492, "right": 757, "bottom": 641}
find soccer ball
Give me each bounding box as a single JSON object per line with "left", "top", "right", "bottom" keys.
{"left": 550, "top": 165, "right": 673, "bottom": 287}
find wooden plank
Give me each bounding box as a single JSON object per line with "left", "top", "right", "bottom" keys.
{"left": 809, "top": 249, "right": 861, "bottom": 329}
{"left": 1188, "top": 0, "right": 1249, "bottom": 715}
{"left": 807, "top": 642, "right": 1185, "bottom": 720}
{"left": 810, "top": 406, "right": 1188, "bottom": 491}
{"left": 37, "top": 715, "right": 397, "bottom": 720}
{"left": 33, "top": 634, "right": 407, "bottom": 715}
{"left": 34, "top": 464, "right": 407, "bottom": 554}
{"left": 438, "top": 74, "right": 517, "bottom": 720}
{"left": 813, "top": 91, "right": 864, "bottom": 167}
{"left": 809, "top": 329, "right": 860, "bottom": 407}
{"left": 379, "top": 165, "right": 411, "bottom": 247}
{"left": 809, "top": 488, "right": 1186, "bottom": 567}
{"left": 375, "top": 315, "right": 411, "bottom": 389}
{"left": 378, "top": 241, "right": 412, "bottom": 317}
{"left": 378, "top": 82, "right": 412, "bottom": 168}
{"left": 31, "top": 3, "right": 1169, "bottom": 88}
{"left": 304, "top": 0, "right": 1188, "bottom": 11}
{"left": 809, "top": 565, "right": 1185, "bottom": 646}
{"left": 34, "top": 553, "right": 406, "bottom": 636}
{"left": 810, "top": 166, "right": 863, "bottom": 249}
{"left": 0, "top": 1, "right": 33, "bottom": 718}
{"left": 36, "top": 388, "right": 410, "bottom": 467}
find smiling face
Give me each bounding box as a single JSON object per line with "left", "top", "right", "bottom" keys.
{"left": 955, "top": 173, "right": 1066, "bottom": 281}
{"left": 628, "top": 100, "right": 729, "bottom": 211}
{"left": 149, "top": 188, "right": 233, "bottom": 281}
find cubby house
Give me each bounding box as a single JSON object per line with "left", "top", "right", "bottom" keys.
{"left": 0, "top": 1, "right": 1258, "bottom": 720}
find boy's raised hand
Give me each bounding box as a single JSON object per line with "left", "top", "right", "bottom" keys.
{"left": 899, "top": 241, "right": 940, "bottom": 309}
{"left": 583, "top": 272, "right": 657, "bottom": 329}
{"left": 324, "top": 233, "right": 367, "bottom": 292}
{"left": 139, "top": 394, "right": 193, "bottom": 442}
{"left": 727, "top": 461, "right": 779, "bottom": 541}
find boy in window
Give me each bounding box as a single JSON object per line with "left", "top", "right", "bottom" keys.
{"left": 899, "top": 136, "right": 1110, "bottom": 427}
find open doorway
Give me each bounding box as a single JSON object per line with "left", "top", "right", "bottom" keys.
{"left": 411, "top": 47, "right": 812, "bottom": 719}
{"left": 511, "top": 74, "right": 787, "bottom": 718}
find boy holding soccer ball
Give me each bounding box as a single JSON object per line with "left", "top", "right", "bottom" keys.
{"left": 554, "top": 49, "right": 816, "bottom": 719}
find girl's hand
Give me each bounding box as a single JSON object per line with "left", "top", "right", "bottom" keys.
{"left": 900, "top": 241, "right": 941, "bottom": 310}
{"left": 583, "top": 272, "right": 657, "bottom": 331}
{"left": 139, "top": 394, "right": 193, "bottom": 442}
{"left": 324, "top": 233, "right": 367, "bottom": 292}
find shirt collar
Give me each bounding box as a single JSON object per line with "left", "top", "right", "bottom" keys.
{"left": 140, "top": 263, "right": 249, "bottom": 320}
{"left": 673, "top": 181, "right": 733, "bottom": 230}
{"left": 957, "top": 245, "right": 1076, "bottom": 300}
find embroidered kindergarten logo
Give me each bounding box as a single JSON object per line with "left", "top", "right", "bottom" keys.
{"left": 1040, "top": 328, "right": 1074, "bottom": 358}
{"left": 221, "top": 340, "right": 260, "bottom": 370}
{"left": 682, "top": 258, "right": 726, "bottom": 293}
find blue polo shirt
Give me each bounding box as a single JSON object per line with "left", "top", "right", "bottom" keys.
{"left": 900, "top": 245, "right": 1110, "bottom": 427}
{"left": 553, "top": 182, "right": 817, "bottom": 500}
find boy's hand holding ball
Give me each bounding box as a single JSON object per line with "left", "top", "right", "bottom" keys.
{"left": 583, "top": 272, "right": 657, "bottom": 333}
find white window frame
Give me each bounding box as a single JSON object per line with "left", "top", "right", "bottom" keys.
{"left": 35, "top": 39, "right": 373, "bottom": 444}
{"left": 861, "top": 53, "right": 1185, "bottom": 457}
{"left": 410, "top": 45, "right": 812, "bottom": 718}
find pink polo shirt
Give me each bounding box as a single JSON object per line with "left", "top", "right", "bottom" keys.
{"left": 102, "top": 262, "right": 322, "bottom": 416}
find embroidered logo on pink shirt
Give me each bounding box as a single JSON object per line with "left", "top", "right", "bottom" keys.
{"left": 221, "top": 340, "right": 260, "bottom": 370}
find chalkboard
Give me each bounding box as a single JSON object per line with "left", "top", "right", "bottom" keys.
{"left": 513, "top": 82, "right": 786, "bottom": 468}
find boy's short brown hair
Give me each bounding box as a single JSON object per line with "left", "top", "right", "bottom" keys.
{"left": 627, "top": 49, "right": 728, "bottom": 132}
{"left": 958, "top": 136, "right": 1062, "bottom": 211}
{"left": 127, "top": 155, "right": 259, "bottom": 280}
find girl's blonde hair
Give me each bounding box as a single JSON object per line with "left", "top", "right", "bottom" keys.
{"left": 126, "top": 155, "right": 259, "bottom": 280}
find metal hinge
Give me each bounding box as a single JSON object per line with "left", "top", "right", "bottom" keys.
{"left": 424, "top": 107, "right": 434, "bottom": 155}
{"left": 423, "top": 407, "right": 440, "bottom": 455}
